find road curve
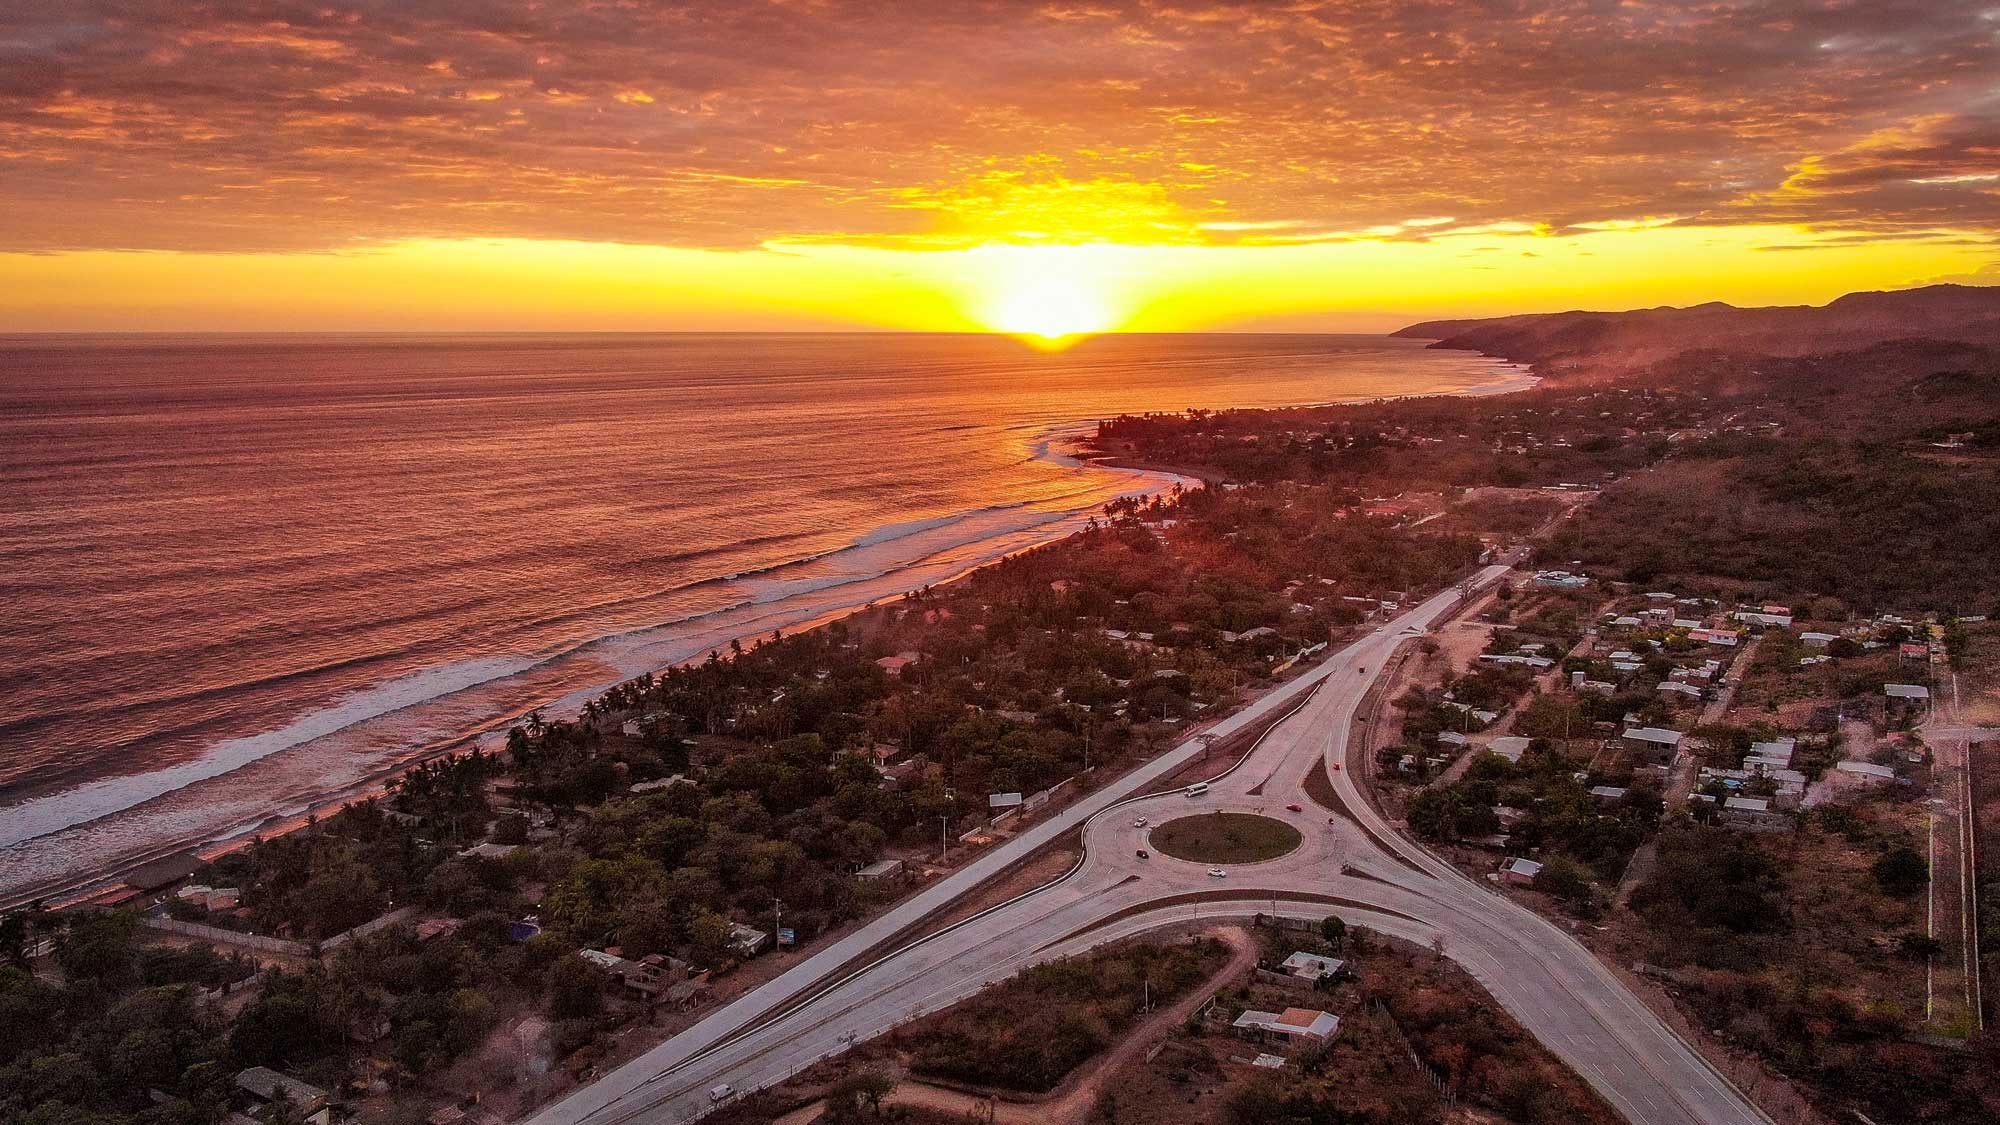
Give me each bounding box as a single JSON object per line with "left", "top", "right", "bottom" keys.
{"left": 524, "top": 565, "right": 1771, "bottom": 1125}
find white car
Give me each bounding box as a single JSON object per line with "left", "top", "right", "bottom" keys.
{"left": 1208, "top": 867, "right": 1227, "bottom": 878}
{"left": 1132, "top": 816, "right": 1148, "bottom": 828}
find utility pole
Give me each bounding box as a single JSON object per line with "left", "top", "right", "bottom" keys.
{"left": 938, "top": 814, "right": 950, "bottom": 861}
{"left": 773, "top": 897, "right": 784, "bottom": 950}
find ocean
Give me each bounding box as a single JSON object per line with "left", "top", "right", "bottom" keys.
{"left": 0, "top": 332, "right": 1521, "bottom": 901}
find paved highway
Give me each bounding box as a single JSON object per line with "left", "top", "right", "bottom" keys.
{"left": 525, "top": 565, "right": 1771, "bottom": 1125}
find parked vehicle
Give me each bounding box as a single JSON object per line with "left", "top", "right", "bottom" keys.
{"left": 1136, "top": 849, "right": 1149, "bottom": 859}
{"left": 1286, "top": 803, "right": 1303, "bottom": 812}
{"left": 1208, "top": 867, "right": 1227, "bottom": 878}
{"left": 709, "top": 1084, "right": 733, "bottom": 1104}
{"left": 1183, "top": 782, "right": 1210, "bottom": 797}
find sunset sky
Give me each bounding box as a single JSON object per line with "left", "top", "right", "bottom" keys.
{"left": 3, "top": 1, "right": 1997, "bottom": 333}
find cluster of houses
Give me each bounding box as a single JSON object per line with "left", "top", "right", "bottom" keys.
{"left": 1211, "top": 948, "right": 1348, "bottom": 1064}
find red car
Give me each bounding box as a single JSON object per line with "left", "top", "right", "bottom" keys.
{"left": 1286, "top": 803, "right": 1303, "bottom": 812}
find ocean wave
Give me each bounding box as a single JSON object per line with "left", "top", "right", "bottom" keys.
{"left": 0, "top": 654, "right": 539, "bottom": 851}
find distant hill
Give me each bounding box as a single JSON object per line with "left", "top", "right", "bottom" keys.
{"left": 1395, "top": 284, "right": 2000, "bottom": 376}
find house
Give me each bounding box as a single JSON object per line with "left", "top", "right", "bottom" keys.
{"left": 855, "top": 858, "right": 905, "bottom": 882}
{"left": 1588, "top": 785, "right": 1628, "bottom": 803}
{"left": 1885, "top": 683, "right": 1930, "bottom": 700}
{"left": 663, "top": 979, "right": 709, "bottom": 1011}
{"left": 1437, "top": 731, "right": 1469, "bottom": 748}
{"left": 1732, "top": 611, "right": 1793, "bottom": 629}
{"left": 1533, "top": 571, "right": 1590, "bottom": 589}
{"left": 1232, "top": 1007, "right": 1342, "bottom": 1046}
{"left": 1800, "top": 632, "right": 1837, "bottom": 648}
{"left": 1721, "top": 796, "right": 1791, "bottom": 833}
{"left": 458, "top": 842, "right": 517, "bottom": 860}
{"left": 728, "top": 922, "right": 771, "bottom": 958}
{"left": 1688, "top": 628, "right": 1741, "bottom": 647}
{"left": 235, "top": 1068, "right": 333, "bottom": 1125}
{"left": 875, "top": 652, "right": 921, "bottom": 675}
{"left": 1499, "top": 857, "right": 1543, "bottom": 885}
{"left": 988, "top": 792, "right": 1024, "bottom": 813}
{"left": 175, "top": 884, "right": 241, "bottom": 911}
{"left": 1485, "top": 736, "right": 1532, "bottom": 763}
{"left": 1657, "top": 682, "right": 1701, "bottom": 699}
{"left": 1277, "top": 951, "right": 1346, "bottom": 982}
{"left": 1620, "top": 726, "right": 1683, "bottom": 758}
{"left": 1835, "top": 761, "right": 1896, "bottom": 783}
{"left": 1222, "top": 626, "right": 1278, "bottom": 642}
{"left": 629, "top": 775, "right": 689, "bottom": 794}
{"left": 123, "top": 850, "right": 206, "bottom": 894}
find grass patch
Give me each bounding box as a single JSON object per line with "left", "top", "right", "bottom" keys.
{"left": 902, "top": 937, "right": 1229, "bottom": 1092}
{"left": 1151, "top": 812, "right": 1302, "bottom": 864}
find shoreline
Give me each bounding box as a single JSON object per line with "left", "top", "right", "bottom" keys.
{"left": 5, "top": 430, "right": 1193, "bottom": 912}
{"left": 5, "top": 367, "right": 1526, "bottom": 914}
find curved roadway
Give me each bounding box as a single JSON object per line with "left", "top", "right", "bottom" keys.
{"left": 525, "top": 565, "right": 1771, "bottom": 1125}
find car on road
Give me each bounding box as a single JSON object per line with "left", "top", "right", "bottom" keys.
{"left": 1286, "top": 803, "right": 1302, "bottom": 812}
{"left": 708, "top": 1084, "right": 733, "bottom": 1104}
{"left": 1208, "top": 867, "right": 1227, "bottom": 878}
{"left": 1183, "top": 782, "right": 1210, "bottom": 797}
{"left": 1136, "top": 848, "right": 1149, "bottom": 859}
{"left": 1132, "top": 816, "right": 1148, "bottom": 827}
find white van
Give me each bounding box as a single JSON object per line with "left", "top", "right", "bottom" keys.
{"left": 708, "top": 1084, "right": 733, "bottom": 1103}
{"left": 1183, "top": 782, "right": 1210, "bottom": 797}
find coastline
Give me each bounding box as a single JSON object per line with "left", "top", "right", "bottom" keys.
{"left": 5, "top": 429, "right": 1192, "bottom": 912}
{"left": 4, "top": 358, "right": 1528, "bottom": 913}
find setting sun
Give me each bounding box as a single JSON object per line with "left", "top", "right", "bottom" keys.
{"left": 985, "top": 275, "right": 1113, "bottom": 342}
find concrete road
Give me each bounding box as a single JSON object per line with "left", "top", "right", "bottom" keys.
{"left": 525, "top": 565, "right": 1771, "bottom": 1125}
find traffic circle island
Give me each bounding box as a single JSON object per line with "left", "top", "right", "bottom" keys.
{"left": 1148, "top": 812, "right": 1303, "bottom": 864}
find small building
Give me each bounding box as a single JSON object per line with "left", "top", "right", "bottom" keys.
{"left": 664, "top": 979, "right": 709, "bottom": 1011}
{"left": 1588, "top": 785, "right": 1628, "bottom": 803}
{"left": 1885, "top": 683, "right": 1930, "bottom": 701}
{"left": 1438, "top": 731, "right": 1469, "bottom": 748}
{"left": 235, "top": 1068, "right": 333, "bottom": 1125}
{"left": 1232, "top": 1007, "right": 1342, "bottom": 1046}
{"left": 855, "top": 859, "right": 905, "bottom": 882}
{"left": 124, "top": 850, "right": 206, "bottom": 894}
{"left": 630, "top": 774, "right": 689, "bottom": 794}
{"left": 1835, "top": 761, "right": 1895, "bottom": 783}
{"left": 1277, "top": 951, "right": 1346, "bottom": 983}
{"left": 1621, "top": 726, "right": 1683, "bottom": 759}
{"left": 1721, "top": 796, "right": 1791, "bottom": 833}
{"left": 1688, "top": 628, "right": 1741, "bottom": 647}
{"left": 875, "top": 652, "right": 921, "bottom": 676}
{"left": 1485, "top": 736, "right": 1532, "bottom": 763}
{"left": 988, "top": 792, "right": 1024, "bottom": 813}
{"left": 728, "top": 922, "right": 771, "bottom": 958}
{"left": 1499, "top": 857, "right": 1543, "bottom": 885}
{"left": 1800, "top": 632, "right": 1837, "bottom": 648}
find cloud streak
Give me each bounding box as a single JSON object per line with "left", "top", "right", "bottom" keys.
{"left": 0, "top": 1, "right": 1995, "bottom": 253}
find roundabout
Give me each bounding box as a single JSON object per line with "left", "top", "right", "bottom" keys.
{"left": 1147, "top": 812, "right": 1302, "bottom": 864}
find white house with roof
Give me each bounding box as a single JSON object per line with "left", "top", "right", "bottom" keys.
{"left": 1621, "top": 726, "right": 1684, "bottom": 758}
{"left": 1498, "top": 857, "right": 1543, "bottom": 885}
{"left": 1835, "top": 761, "right": 1895, "bottom": 783}
{"left": 1278, "top": 951, "right": 1346, "bottom": 982}
{"left": 1232, "top": 1007, "right": 1342, "bottom": 1046}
